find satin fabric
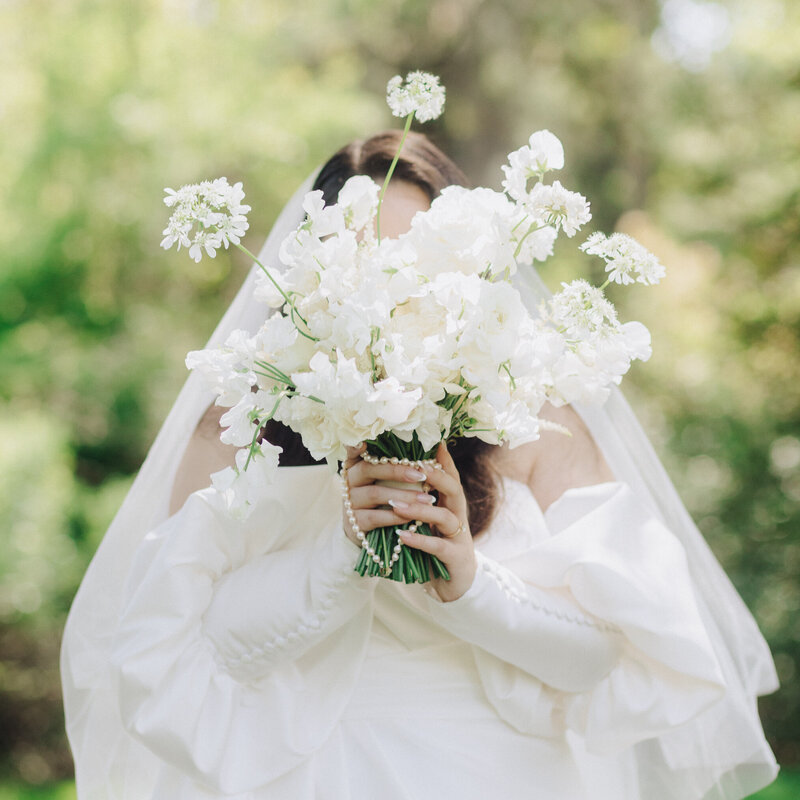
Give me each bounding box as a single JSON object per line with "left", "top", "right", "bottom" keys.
{"left": 62, "top": 171, "right": 779, "bottom": 800}
{"left": 106, "top": 466, "right": 730, "bottom": 798}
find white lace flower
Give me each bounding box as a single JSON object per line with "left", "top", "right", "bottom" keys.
{"left": 386, "top": 71, "right": 446, "bottom": 122}
{"left": 161, "top": 177, "right": 251, "bottom": 262}
{"left": 580, "top": 232, "right": 666, "bottom": 286}
{"left": 539, "top": 279, "right": 653, "bottom": 406}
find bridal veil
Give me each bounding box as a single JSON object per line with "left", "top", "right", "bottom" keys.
{"left": 61, "top": 167, "right": 779, "bottom": 799}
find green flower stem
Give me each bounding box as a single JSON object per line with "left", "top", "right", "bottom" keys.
{"left": 513, "top": 221, "right": 544, "bottom": 259}
{"left": 376, "top": 112, "right": 415, "bottom": 244}
{"left": 368, "top": 327, "right": 380, "bottom": 379}
{"left": 500, "top": 362, "right": 517, "bottom": 389}
{"left": 510, "top": 212, "right": 529, "bottom": 234}
{"left": 233, "top": 242, "right": 317, "bottom": 341}
{"left": 448, "top": 389, "right": 471, "bottom": 419}
{"left": 243, "top": 394, "right": 283, "bottom": 469}
{"left": 254, "top": 359, "right": 292, "bottom": 385}
{"left": 351, "top": 430, "right": 451, "bottom": 584}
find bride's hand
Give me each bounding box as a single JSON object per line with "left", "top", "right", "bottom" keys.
{"left": 392, "top": 441, "right": 476, "bottom": 603}
{"left": 342, "top": 442, "right": 475, "bottom": 603}
{"left": 342, "top": 442, "right": 434, "bottom": 545}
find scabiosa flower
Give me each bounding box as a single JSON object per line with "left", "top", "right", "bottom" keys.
{"left": 386, "top": 71, "right": 446, "bottom": 122}
{"left": 580, "top": 232, "right": 666, "bottom": 286}
{"left": 547, "top": 279, "right": 618, "bottom": 339}
{"left": 524, "top": 180, "right": 591, "bottom": 237}
{"left": 161, "top": 177, "right": 251, "bottom": 263}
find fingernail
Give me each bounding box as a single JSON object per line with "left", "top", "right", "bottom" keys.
{"left": 398, "top": 530, "right": 411, "bottom": 539}
{"left": 388, "top": 499, "right": 410, "bottom": 510}
{"left": 406, "top": 469, "right": 426, "bottom": 481}
{"left": 416, "top": 493, "right": 435, "bottom": 504}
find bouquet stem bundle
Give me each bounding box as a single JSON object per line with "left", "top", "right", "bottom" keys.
{"left": 353, "top": 432, "right": 450, "bottom": 582}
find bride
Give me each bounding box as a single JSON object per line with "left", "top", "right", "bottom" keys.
{"left": 61, "top": 130, "right": 779, "bottom": 799}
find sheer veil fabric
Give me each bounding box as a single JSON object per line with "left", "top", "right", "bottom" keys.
{"left": 61, "top": 171, "right": 778, "bottom": 799}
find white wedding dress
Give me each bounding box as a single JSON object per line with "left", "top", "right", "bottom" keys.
{"left": 106, "top": 465, "right": 731, "bottom": 799}
{"left": 61, "top": 177, "right": 779, "bottom": 799}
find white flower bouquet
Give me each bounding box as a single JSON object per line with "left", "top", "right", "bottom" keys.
{"left": 162, "top": 71, "right": 663, "bottom": 583}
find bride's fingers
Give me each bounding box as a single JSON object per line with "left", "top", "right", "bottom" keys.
{"left": 343, "top": 443, "right": 366, "bottom": 470}
{"left": 388, "top": 499, "right": 462, "bottom": 536}
{"left": 349, "top": 484, "right": 434, "bottom": 510}
{"left": 420, "top": 464, "right": 461, "bottom": 502}
{"left": 346, "top": 460, "right": 427, "bottom": 488}
{"left": 398, "top": 527, "right": 452, "bottom": 560}
{"left": 421, "top": 444, "right": 467, "bottom": 515}
{"left": 352, "top": 508, "right": 410, "bottom": 531}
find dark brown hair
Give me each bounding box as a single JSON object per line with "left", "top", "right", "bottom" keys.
{"left": 313, "top": 130, "right": 468, "bottom": 205}
{"left": 263, "top": 130, "right": 499, "bottom": 536}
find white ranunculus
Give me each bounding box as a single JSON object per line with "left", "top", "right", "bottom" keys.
{"left": 392, "top": 395, "right": 450, "bottom": 450}
{"left": 275, "top": 394, "right": 341, "bottom": 463}
{"left": 313, "top": 230, "right": 360, "bottom": 285}
{"left": 406, "top": 187, "right": 518, "bottom": 278}
{"left": 356, "top": 376, "right": 422, "bottom": 431}
{"left": 254, "top": 314, "right": 298, "bottom": 361}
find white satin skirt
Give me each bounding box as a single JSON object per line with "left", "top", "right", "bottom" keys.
{"left": 254, "top": 592, "right": 634, "bottom": 800}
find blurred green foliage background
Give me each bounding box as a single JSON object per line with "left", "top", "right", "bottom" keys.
{"left": 0, "top": 0, "right": 798, "bottom": 792}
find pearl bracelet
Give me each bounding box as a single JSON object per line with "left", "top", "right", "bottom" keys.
{"left": 341, "top": 452, "right": 442, "bottom": 577}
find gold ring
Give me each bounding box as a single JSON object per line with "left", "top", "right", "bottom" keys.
{"left": 453, "top": 522, "right": 465, "bottom": 538}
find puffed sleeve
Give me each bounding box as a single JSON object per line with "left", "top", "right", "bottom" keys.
{"left": 426, "top": 482, "right": 726, "bottom": 754}
{"left": 110, "top": 472, "right": 376, "bottom": 795}
{"left": 426, "top": 550, "right": 625, "bottom": 692}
